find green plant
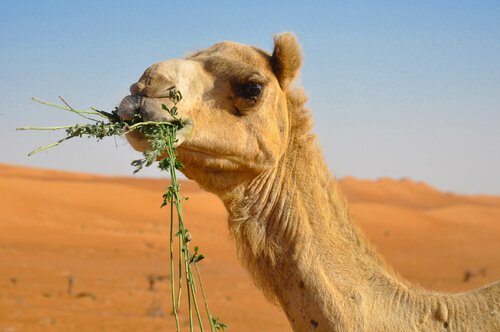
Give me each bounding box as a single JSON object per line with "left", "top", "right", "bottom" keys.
{"left": 17, "top": 89, "right": 226, "bottom": 331}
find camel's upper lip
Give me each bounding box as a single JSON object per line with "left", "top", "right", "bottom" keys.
{"left": 116, "top": 95, "right": 142, "bottom": 121}
{"left": 117, "top": 95, "right": 180, "bottom": 123}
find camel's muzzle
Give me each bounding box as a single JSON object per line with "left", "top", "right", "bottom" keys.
{"left": 117, "top": 94, "right": 193, "bottom": 151}
{"left": 117, "top": 95, "right": 177, "bottom": 123}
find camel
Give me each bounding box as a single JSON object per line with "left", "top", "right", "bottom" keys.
{"left": 117, "top": 33, "right": 499, "bottom": 331}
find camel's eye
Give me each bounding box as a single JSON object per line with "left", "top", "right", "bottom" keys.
{"left": 240, "top": 82, "right": 262, "bottom": 99}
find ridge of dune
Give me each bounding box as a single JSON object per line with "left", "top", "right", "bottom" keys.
{"left": 1, "top": 163, "right": 499, "bottom": 331}
{"left": 0, "top": 162, "right": 201, "bottom": 193}
{"left": 338, "top": 175, "right": 500, "bottom": 209}
{"left": 0, "top": 162, "right": 98, "bottom": 179}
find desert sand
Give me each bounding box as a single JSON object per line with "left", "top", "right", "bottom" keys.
{"left": 0, "top": 163, "right": 498, "bottom": 331}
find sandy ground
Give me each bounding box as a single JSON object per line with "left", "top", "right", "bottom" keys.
{"left": 0, "top": 163, "right": 499, "bottom": 331}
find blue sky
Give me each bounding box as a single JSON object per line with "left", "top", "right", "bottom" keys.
{"left": 1, "top": 1, "right": 499, "bottom": 194}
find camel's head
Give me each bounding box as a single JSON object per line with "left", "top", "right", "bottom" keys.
{"left": 118, "top": 33, "right": 303, "bottom": 193}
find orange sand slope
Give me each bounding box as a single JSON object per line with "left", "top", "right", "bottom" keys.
{"left": 0, "top": 164, "right": 499, "bottom": 331}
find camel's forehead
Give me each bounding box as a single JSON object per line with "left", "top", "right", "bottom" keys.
{"left": 187, "top": 41, "right": 273, "bottom": 73}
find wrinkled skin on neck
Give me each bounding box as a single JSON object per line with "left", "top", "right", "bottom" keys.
{"left": 118, "top": 34, "right": 500, "bottom": 331}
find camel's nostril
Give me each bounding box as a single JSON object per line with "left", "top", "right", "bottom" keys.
{"left": 130, "top": 82, "right": 146, "bottom": 96}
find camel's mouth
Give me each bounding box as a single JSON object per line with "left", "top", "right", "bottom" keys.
{"left": 117, "top": 95, "right": 181, "bottom": 123}
{"left": 117, "top": 95, "right": 193, "bottom": 152}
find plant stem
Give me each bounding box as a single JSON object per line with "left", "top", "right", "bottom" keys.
{"left": 186, "top": 249, "right": 193, "bottom": 332}
{"left": 177, "top": 224, "right": 184, "bottom": 309}
{"left": 57, "top": 96, "right": 100, "bottom": 122}
{"left": 188, "top": 264, "right": 205, "bottom": 331}
{"left": 170, "top": 199, "right": 180, "bottom": 331}
{"left": 32, "top": 97, "right": 106, "bottom": 121}
{"left": 127, "top": 121, "right": 175, "bottom": 131}
{"left": 16, "top": 125, "right": 76, "bottom": 131}
{"left": 166, "top": 127, "right": 193, "bottom": 331}
{"left": 194, "top": 263, "right": 216, "bottom": 332}
{"left": 27, "top": 135, "right": 76, "bottom": 156}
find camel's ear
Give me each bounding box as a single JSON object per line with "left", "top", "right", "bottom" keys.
{"left": 271, "top": 33, "right": 302, "bottom": 89}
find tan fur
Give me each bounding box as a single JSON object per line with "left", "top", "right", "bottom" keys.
{"left": 118, "top": 33, "right": 500, "bottom": 331}
{"left": 272, "top": 33, "right": 302, "bottom": 88}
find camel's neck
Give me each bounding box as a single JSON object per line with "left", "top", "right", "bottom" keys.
{"left": 219, "top": 129, "right": 499, "bottom": 331}
{"left": 220, "top": 131, "right": 390, "bottom": 329}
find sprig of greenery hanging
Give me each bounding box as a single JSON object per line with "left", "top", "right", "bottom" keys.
{"left": 18, "top": 89, "right": 226, "bottom": 331}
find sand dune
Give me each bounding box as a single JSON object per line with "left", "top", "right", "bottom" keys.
{"left": 0, "top": 163, "right": 498, "bottom": 331}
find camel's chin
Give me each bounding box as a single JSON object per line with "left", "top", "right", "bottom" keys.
{"left": 125, "top": 131, "right": 151, "bottom": 153}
